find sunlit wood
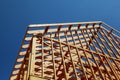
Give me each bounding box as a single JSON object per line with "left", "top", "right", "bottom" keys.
{"left": 10, "top": 21, "right": 120, "bottom": 80}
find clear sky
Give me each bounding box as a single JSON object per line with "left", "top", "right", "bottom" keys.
{"left": 0, "top": 0, "right": 120, "bottom": 80}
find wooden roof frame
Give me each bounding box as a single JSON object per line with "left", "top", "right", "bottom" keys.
{"left": 10, "top": 21, "right": 120, "bottom": 80}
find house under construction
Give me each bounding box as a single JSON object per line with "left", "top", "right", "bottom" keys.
{"left": 10, "top": 21, "right": 120, "bottom": 80}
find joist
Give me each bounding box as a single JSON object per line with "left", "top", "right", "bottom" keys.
{"left": 19, "top": 51, "right": 27, "bottom": 56}
{"left": 12, "top": 70, "right": 20, "bottom": 75}
{"left": 14, "top": 64, "right": 22, "bottom": 69}
{"left": 10, "top": 75, "right": 17, "bottom": 80}
{"left": 17, "top": 57, "right": 24, "bottom": 62}
{"left": 25, "top": 37, "right": 32, "bottom": 41}
{"left": 22, "top": 44, "right": 29, "bottom": 49}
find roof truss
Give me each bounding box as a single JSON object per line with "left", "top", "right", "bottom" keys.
{"left": 10, "top": 21, "right": 120, "bottom": 80}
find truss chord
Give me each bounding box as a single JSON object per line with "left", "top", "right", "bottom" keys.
{"left": 73, "top": 30, "right": 89, "bottom": 80}
{"left": 84, "top": 27, "right": 105, "bottom": 80}
{"left": 93, "top": 27, "right": 120, "bottom": 79}
{"left": 50, "top": 33, "right": 56, "bottom": 79}
{"left": 93, "top": 27, "right": 118, "bottom": 79}
{"left": 102, "top": 27, "right": 120, "bottom": 49}
{"left": 58, "top": 33, "right": 68, "bottom": 80}
{"left": 89, "top": 29, "right": 113, "bottom": 80}
{"left": 78, "top": 29, "right": 97, "bottom": 80}
{"left": 96, "top": 31, "right": 117, "bottom": 58}
{"left": 41, "top": 35, "right": 120, "bottom": 62}
{"left": 64, "top": 31, "right": 78, "bottom": 80}
{"left": 41, "top": 35, "right": 44, "bottom": 77}
{"left": 101, "top": 29, "right": 120, "bottom": 55}
{"left": 10, "top": 27, "right": 30, "bottom": 80}
{"left": 30, "top": 35, "right": 37, "bottom": 75}
{"left": 98, "top": 29, "right": 120, "bottom": 71}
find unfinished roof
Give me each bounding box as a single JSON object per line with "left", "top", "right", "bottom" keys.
{"left": 10, "top": 21, "right": 120, "bottom": 80}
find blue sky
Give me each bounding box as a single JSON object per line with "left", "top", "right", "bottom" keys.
{"left": 0, "top": 0, "right": 120, "bottom": 80}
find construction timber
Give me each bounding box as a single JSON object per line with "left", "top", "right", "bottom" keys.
{"left": 10, "top": 21, "right": 120, "bottom": 80}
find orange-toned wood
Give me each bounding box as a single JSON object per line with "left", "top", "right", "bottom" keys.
{"left": 10, "top": 21, "right": 120, "bottom": 80}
